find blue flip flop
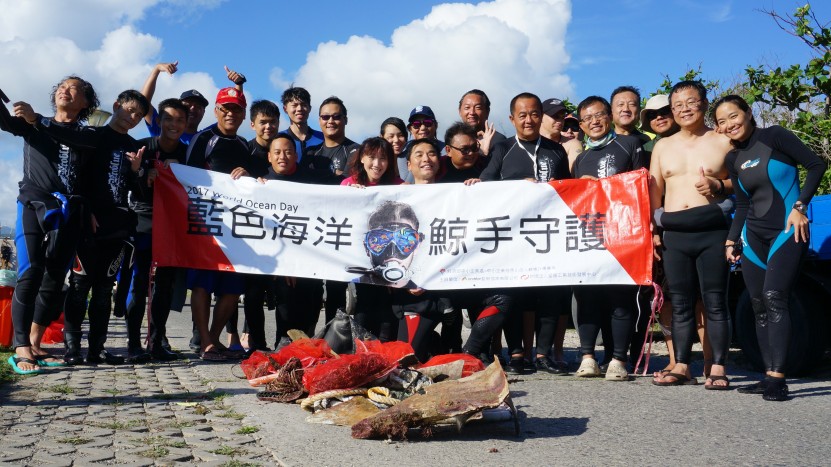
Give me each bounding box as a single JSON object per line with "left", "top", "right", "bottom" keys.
{"left": 7, "top": 355, "right": 42, "bottom": 375}
{"left": 35, "top": 353, "right": 66, "bottom": 367}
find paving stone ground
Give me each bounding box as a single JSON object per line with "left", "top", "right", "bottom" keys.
{"left": 0, "top": 319, "right": 277, "bottom": 467}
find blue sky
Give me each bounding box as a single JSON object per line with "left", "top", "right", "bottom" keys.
{"left": 0, "top": 0, "right": 827, "bottom": 225}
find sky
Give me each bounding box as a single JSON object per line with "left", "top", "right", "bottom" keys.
{"left": 0, "top": 0, "right": 827, "bottom": 226}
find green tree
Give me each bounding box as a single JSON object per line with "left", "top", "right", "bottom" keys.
{"left": 743, "top": 4, "right": 831, "bottom": 193}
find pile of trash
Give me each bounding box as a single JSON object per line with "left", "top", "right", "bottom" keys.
{"left": 241, "top": 311, "right": 516, "bottom": 440}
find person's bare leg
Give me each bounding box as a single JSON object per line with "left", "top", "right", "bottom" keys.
{"left": 694, "top": 299, "right": 713, "bottom": 377}
{"left": 656, "top": 299, "right": 676, "bottom": 376}
{"left": 28, "top": 322, "right": 62, "bottom": 364}
{"left": 13, "top": 345, "right": 40, "bottom": 371}
{"left": 191, "top": 288, "right": 213, "bottom": 353}
{"left": 209, "top": 294, "right": 240, "bottom": 345}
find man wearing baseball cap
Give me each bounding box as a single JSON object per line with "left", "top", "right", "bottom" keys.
{"left": 640, "top": 94, "right": 679, "bottom": 153}
{"left": 185, "top": 86, "right": 254, "bottom": 361}
{"left": 141, "top": 62, "right": 246, "bottom": 144}
{"left": 399, "top": 106, "right": 443, "bottom": 183}
{"left": 541, "top": 98, "right": 583, "bottom": 172}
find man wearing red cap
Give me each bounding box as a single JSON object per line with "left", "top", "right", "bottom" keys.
{"left": 185, "top": 87, "right": 254, "bottom": 361}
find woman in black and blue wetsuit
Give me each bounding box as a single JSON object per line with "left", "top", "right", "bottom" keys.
{"left": 715, "top": 95, "right": 827, "bottom": 401}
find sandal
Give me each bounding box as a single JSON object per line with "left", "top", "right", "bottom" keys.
{"left": 704, "top": 375, "right": 731, "bottom": 391}
{"left": 652, "top": 372, "right": 698, "bottom": 386}
{"left": 34, "top": 351, "right": 66, "bottom": 367}
{"left": 200, "top": 349, "right": 227, "bottom": 361}
{"left": 7, "top": 355, "right": 42, "bottom": 375}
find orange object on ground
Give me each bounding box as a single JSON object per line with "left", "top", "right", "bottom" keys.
{"left": 0, "top": 286, "right": 13, "bottom": 347}
{"left": 41, "top": 312, "right": 64, "bottom": 344}
{"left": 417, "top": 353, "right": 486, "bottom": 378}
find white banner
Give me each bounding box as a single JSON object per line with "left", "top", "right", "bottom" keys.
{"left": 153, "top": 164, "right": 653, "bottom": 289}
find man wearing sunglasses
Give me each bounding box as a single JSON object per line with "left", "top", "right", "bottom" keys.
{"left": 399, "top": 106, "right": 444, "bottom": 183}
{"left": 304, "top": 96, "right": 359, "bottom": 179}
{"left": 440, "top": 122, "right": 486, "bottom": 184}
{"left": 303, "top": 96, "right": 359, "bottom": 325}
{"left": 541, "top": 98, "right": 583, "bottom": 173}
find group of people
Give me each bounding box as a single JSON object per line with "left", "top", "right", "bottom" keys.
{"left": 1, "top": 62, "right": 825, "bottom": 404}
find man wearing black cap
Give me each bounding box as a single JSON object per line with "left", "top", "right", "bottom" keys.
{"left": 399, "top": 106, "right": 443, "bottom": 183}
{"left": 541, "top": 98, "right": 583, "bottom": 170}
{"left": 141, "top": 61, "right": 246, "bottom": 144}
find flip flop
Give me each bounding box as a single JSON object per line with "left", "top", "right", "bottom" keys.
{"left": 704, "top": 375, "right": 731, "bottom": 390}
{"left": 34, "top": 351, "right": 66, "bottom": 367}
{"left": 7, "top": 355, "right": 42, "bottom": 375}
{"left": 200, "top": 349, "right": 227, "bottom": 361}
{"left": 652, "top": 372, "right": 697, "bottom": 386}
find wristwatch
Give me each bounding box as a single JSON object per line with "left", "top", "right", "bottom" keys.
{"left": 793, "top": 202, "right": 808, "bottom": 215}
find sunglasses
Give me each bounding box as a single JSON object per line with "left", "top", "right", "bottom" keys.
{"left": 447, "top": 141, "right": 480, "bottom": 155}
{"left": 410, "top": 119, "right": 434, "bottom": 129}
{"left": 563, "top": 121, "right": 580, "bottom": 132}
{"left": 365, "top": 227, "right": 423, "bottom": 256}
{"left": 320, "top": 113, "right": 343, "bottom": 121}
{"left": 645, "top": 107, "right": 673, "bottom": 121}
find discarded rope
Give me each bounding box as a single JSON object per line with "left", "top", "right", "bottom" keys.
{"left": 367, "top": 387, "right": 399, "bottom": 406}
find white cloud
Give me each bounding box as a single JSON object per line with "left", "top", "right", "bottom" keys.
{"left": 292, "top": 0, "right": 574, "bottom": 139}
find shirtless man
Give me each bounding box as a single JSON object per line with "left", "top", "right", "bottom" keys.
{"left": 650, "top": 80, "right": 734, "bottom": 389}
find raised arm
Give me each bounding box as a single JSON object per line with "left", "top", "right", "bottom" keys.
{"left": 225, "top": 65, "right": 246, "bottom": 92}
{"left": 141, "top": 61, "right": 179, "bottom": 126}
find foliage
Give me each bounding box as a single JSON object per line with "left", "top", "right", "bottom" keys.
{"left": 744, "top": 4, "right": 831, "bottom": 194}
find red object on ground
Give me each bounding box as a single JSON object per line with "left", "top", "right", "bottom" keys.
{"left": 302, "top": 353, "right": 398, "bottom": 395}
{"left": 0, "top": 286, "right": 12, "bottom": 347}
{"left": 354, "top": 340, "right": 415, "bottom": 364}
{"left": 240, "top": 350, "right": 273, "bottom": 380}
{"left": 417, "top": 353, "right": 486, "bottom": 378}
{"left": 271, "top": 338, "right": 333, "bottom": 368}
{"left": 41, "top": 312, "right": 64, "bottom": 344}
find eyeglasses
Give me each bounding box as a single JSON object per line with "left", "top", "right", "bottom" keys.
{"left": 365, "top": 227, "right": 423, "bottom": 256}
{"left": 671, "top": 99, "right": 703, "bottom": 112}
{"left": 447, "top": 141, "right": 480, "bottom": 155}
{"left": 320, "top": 113, "right": 343, "bottom": 121}
{"left": 410, "top": 119, "right": 434, "bottom": 129}
{"left": 563, "top": 122, "right": 580, "bottom": 132}
{"left": 579, "top": 111, "right": 609, "bottom": 124}
{"left": 645, "top": 107, "right": 673, "bottom": 121}
{"left": 216, "top": 105, "right": 244, "bottom": 116}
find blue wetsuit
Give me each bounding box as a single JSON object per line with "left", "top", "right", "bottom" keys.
{"left": 726, "top": 125, "right": 826, "bottom": 373}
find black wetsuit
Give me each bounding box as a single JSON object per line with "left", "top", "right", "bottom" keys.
{"left": 32, "top": 121, "right": 142, "bottom": 355}
{"left": 481, "top": 134, "right": 572, "bottom": 358}
{"left": 0, "top": 114, "right": 87, "bottom": 349}
{"left": 480, "top": 135, "right": 569, "bottom": 182}
{"left": 572, "top": 133, "right": 644, "bottom": 362}
{"left": 246, "top": 138, "right": 271, "bottom": 178}
{"left": 126, "top": 136, "right": 187, "bottom": 353}
{"left": 261, "top": 166, "right": 330, "bottom": 343}
{"left": 438, "top": 157, "right": 486, "bottom": 183}
{"left": 727, "top": 126, "right": 827, "bottom": 374}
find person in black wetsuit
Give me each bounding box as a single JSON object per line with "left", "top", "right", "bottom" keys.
{"left": 126, "top": 98, "right": 189, "bottom": 362}
{"left": 716, "top": 95, "right": 827, "bottom": 401}
{"left": 18, "top": 89, "right": 150, "bottom": 365}
{"left": 480, "top": 92, "right": 572, "bottom": 376}
{"left": 457, "top": 89, "right": 506, "bottom": 156}
{"left": 224, "top": 99, "right": 282, "bottom": 354}
{"left": 1, "top": 76, "right": 99, "bottom": 373}
{"left": 303, "top": 96, "right": 359, "bottom": 328}
{"left": 572, "top": 95, "right": 645, "bottom": 381}
{"left": 257, "top": 134, "right": 330, "bottom": 348}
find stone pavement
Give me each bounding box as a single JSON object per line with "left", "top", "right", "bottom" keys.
{"left": 0, "top": 320, "right": 276, "bottom": 466}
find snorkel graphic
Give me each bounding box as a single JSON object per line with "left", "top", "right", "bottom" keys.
{"left": 346, "top": 201, "right": 424, "bottom": 288}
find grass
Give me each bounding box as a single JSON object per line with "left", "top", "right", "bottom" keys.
{"left": 131, "top": 436, "right": 188, "bottom": 449}
{"left": 104, "top": 398, "right": 125, "bottom": 407}
{"left": 235, "top": 426, "right": 259, "bottom": 435}
{"left": 167, "top": 420, "right": 196, "bottom": 429}
{"left": 206, "top": 390, "right": 230, "bottom": 401}
{"left": 138, "top": 446, "right": 170, "bottom": 459}
{"left": 0, "top": 350, "right": 20, "bottom": 385}
{"left": 217, "top": 410, "right": 245, "bottom": 420}
{"left": 193, "top": 404, "right": 210, "bottom": 415}
{"left": 48, "top": 384, "right": 74, "bottom": 394}
{"left": 102, "top": 388, "right": 121, "bottom": 396}
{"left": 57, "top": 436, "right": 92, "bottom": 445}
{"left": 95, "top": 419, "right": 144, "bottom": 430}
{"left": 210, "top": 445, "right": 247, "bottom": 457}
{"left": 221, "top": 461, "right": 261, "bottom": 467}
